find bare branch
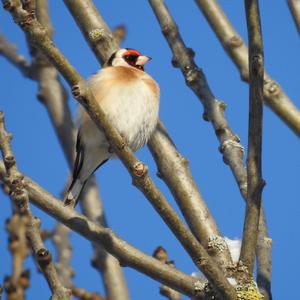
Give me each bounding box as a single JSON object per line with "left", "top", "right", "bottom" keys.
{"left": 0, "top": 112, "right": 71, "bottom": 300}
{"left": 71, "top": 286, "right": 105, "bottom": 300}
{"left": 288, "top": 0, "right": 300, "bottom": 34}
{"left": 0, "top": 32, "right": 31, "bottom": 78}
{"left": 52, "top": 223, "right": 74, "bottom": 287}
{"left": 0, "top": 160, "right": 206, "bottom": 299}
{"left": 239, "top": 0, "right": 265, "bottom": 276}
{"left": 0, "top": 109, "right": 31, "bottom": 300}
{"left": 63, "top": 0, "right": 233, "bottom": 273}
{"left": 28, "top": 0, "right": 76, "bottom": 165}
{"left": 2, "top": 2, "right": 236, "bottom": 297}
{"left": 194, "top": 0, "right": 300, "bottom": 137}
{"left": 27, "top": 218, "right": 71, "bottom": 300}
{"left": 256, "top": 215, "right": 272, "bottom": 299}
{"left": 80, "top": 178, "right": 131, "bottom": 300}
{"left": 1, "top": 1, "right": 75, "bottom": 165}
{"left": 4, "top": 214, "right": 30, "bottom": 300}
{"left": 149, "top": 122, "right": 233, "bottom": 269}
{"left": 148, "top": 2, "right": 272, "bottom": 298}
{"left": 113, "top": 25, "right": 127, "bottom": 45}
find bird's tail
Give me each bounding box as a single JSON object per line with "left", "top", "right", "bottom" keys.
{"left": 64, "top": 178, "right": 86, "bottom": 207}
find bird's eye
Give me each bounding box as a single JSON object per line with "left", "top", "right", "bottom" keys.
{"left": 125, "top": 55, "right": 137, "bottom": 62}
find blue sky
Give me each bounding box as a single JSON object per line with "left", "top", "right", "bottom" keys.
{"left": 1, "top": 1, "right": 299, "bottom": 299}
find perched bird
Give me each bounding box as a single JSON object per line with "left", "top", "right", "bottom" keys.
{"left": 64, "top": 48, "right": 160, "bottom": 206}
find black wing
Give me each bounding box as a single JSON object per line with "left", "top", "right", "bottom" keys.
{"left": 67, "top": 128, "right": 110, "bottom": 197}
{"left": 67, "top": 129, "right": 85, "bottom": 192}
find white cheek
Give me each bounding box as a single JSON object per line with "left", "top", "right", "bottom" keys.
{"left": 112, "top": 57, "right": 128, "bottom": 67}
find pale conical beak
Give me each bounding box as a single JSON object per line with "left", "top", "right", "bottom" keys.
{"left": 136, "top": 55, "right": 152, "bottom": 66}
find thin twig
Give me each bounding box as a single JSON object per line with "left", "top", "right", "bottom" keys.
{"left": 63, "top": 0, "right": 233, "bottom": 272}
{"left": 194, "top": 0, "right": 300, "bottom": 137}
{"left": 2, "top": 2, "right": 237, "bottom": 297}
{"left": 27, "top": 218, "right": 71, "bottom": 300}
{"left": 52, "top": 223, "right": 74, "bottom": 287}
{"left": 239, "top": 0, "right": 265, "bottom": 276}
{"left": 0, "top": 161, "right": 207, "bottom": 299}
{"left": 149, "top": 121, "right": 233, "bottom": 270}
{"left": 79, "top": 178, "right": 131, "bottom": 300}
{"left": 4, "top": 213, "right": 30, "bottom": 300}
{"left": 0, "top": 32, "right": 31, "bottom": 78}
{"left": 288, "top": 0, "right": 300, "bottom": 34}
{"left": 71, "top": 286, "right": 105, "bottom": 300}
{"left": 31, "top": 0, "right": 76, "bottom": 165}
{"left": 0, "top": 112, "right": 71, "bottom": 299}
{"left": 153, "top": 246, "right": 182, "bottom": 300}
{"left": 256, "top": 217, "right": 272, "bottom": 300}
{"left": 0, "top": 108, "right": 31, "bottom": 300}
{"left": 112, "top": 25, "right": 127, "bottom": 45}
{"left": 1, "top": 6, "right": 74, "bottom": 166}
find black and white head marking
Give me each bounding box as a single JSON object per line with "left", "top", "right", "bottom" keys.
{"left": 107, "top": 48, "right": 151, "bottom": 71}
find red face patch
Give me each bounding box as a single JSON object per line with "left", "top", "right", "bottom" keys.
{"left": 122, "top": 49, "right": 144, "bottom": 71}
{"left": 124, "top": 49, "right": 142, "bottom": 57}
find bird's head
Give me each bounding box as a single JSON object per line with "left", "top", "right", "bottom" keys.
{"left": 107, "top": 48, "right": 152, "bottom": 71}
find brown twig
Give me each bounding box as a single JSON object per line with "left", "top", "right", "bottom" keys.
{"left": 0, "top": 161, "right": 206, "bottom": 299}
{"left": 63, "top": 0, "right": 233, "bottom": 274}
{"left": 256, "top": 217, "right": 272, "bottom": 299}
{"left": 0, "top": 108, "right": 31, "bottom": 300}
{"left": 2, "top": 2, "right": 237, "bottom": 297}
{"left": 4, "top": 213, "right": 30, "bottom": 300}
{"left": 27, "top": 218, "right": 71, "bottom": 300}
{"left": 79, "top": 178, "right": 131, "bottom": 300}
{"left": 149, "top": 121, "right": 233, "bottom": 269}
{"left": 71, "top": 286, "right": 105, "bottom": 300}
{"left": 239, "top": 0, "right": 265, "bottom": 277}
{"left": 1, "top": 5, "right": 75, "bottom": 167}
{"left": 112, "top": 25, "right": 127, "bottom": 45}
{"left": 0, "top": 32, "right": 32, "bottom": 78}
{"left": 31, "top": 0, "right": 76, "bottom": 165}
{"left": 153, "top": 246, "right": 183, "bottom": 300}
{"left": 194, "top": 0, "right": 300, "bottom": 137}
{"left": 288, "top": 0, "right": 300, "bottom": 34}
{"left": 52, "top": 223, "right": 74, "bottom": 288}
{"left": 0, "top": 112, "right": 71, "bottom": 300}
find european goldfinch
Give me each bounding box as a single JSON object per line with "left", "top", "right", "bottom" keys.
{"left": 64, "top": 48, "right": 160, "bottom": 206}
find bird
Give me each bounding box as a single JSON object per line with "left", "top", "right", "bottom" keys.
{"left": 64, "top": 48, "right": 160, "bottom": 207}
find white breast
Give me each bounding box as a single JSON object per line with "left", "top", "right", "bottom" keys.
{"left": 79, "top": 66, "right": 160, "bottom": 152}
